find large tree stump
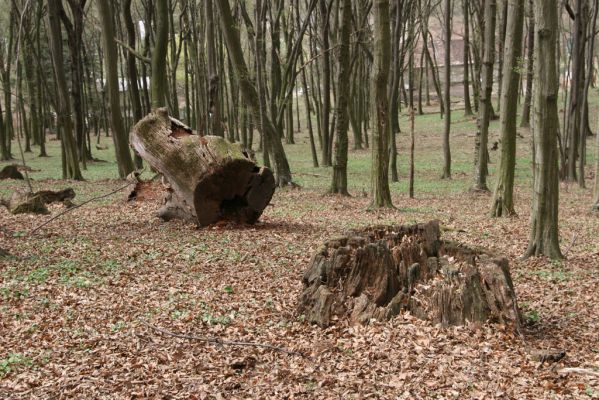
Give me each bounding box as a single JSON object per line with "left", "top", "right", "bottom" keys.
{"left": 298, "top": 221, "right": 521, "bottom": 328}
{"left": 130, "top": 108, "right": 275, "bottom": 226}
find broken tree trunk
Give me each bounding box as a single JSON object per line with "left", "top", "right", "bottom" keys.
{"left": 298, "top": 221, "right": 521, "bottom": 329}
{"left": 1, "top": 188, "right": 75, "bottom": 215}
{"left": 130, "top": 108, "right": 275, "bottom": 226}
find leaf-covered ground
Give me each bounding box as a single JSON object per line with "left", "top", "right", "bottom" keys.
{"left": 1, "top": 106, "right": 599, "bottom": 398}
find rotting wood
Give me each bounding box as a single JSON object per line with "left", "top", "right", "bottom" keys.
{"left": 298, "top": 221, "right": 521, "bottom": 329}
{"left": 130, "top": 108, "right": 275, "bottom": 226}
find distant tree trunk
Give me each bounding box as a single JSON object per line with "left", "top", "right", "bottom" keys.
{"left": 215, "top": 0, "right": 293, "bottom": 186}
{"left": 520, "top": 0, "right": 534, "bottom": 127}
{"left": 463, "top": 0, "right": 473, "bottom": 116}
{"left": 472, "top": 0, "right": 496, "bottom": 191}
{"left": 524, "top": 0, "right": 562, "bottom": 259}
{"left": 579, "top": 0, "right": 599, "bottom": 188}
{"left": 124, "top": 0, "right": 144, "bottom": 169}
{"left": 442, "top": 0, "right": 452, "bottom": 179}
{"left": 97, "top": 0, "right": 135, "bottom": 178}
{"left": 565, "top": 0, "right": 588, "bottom": 182}
{"left": 320, "top": 0, "right": 332, "bottom": 166}
{"left": 371, "top": 0, "right": 393, "bottom": 208}
{"left": 491, "top": 0, "right": 524, "bottom": 217}
{"left": 389, "top": 0, "right": 403, "bottom": 183}
{"left": 0, "top": 8, "right": 14, "bottom": 161}
{"left": 206, "top": 0, "right": 223, "bottom": 136}
{"left": 495, "top": 0, "right": 508, "bottom": 113}
{"left": 60, "top": 0, "right": 88, "bottom": 165}
{"left": 47, "top": 0, "right": 83, "bottom": 180}
{"left": 331, "top": 0, "right": 352, "bottom": 195}
{"left": 151, "top": 0, "right": 169, "bottom": 109}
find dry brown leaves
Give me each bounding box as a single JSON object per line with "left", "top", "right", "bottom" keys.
{"left": 1, "top": 180, "right": 598, "bottom": 399}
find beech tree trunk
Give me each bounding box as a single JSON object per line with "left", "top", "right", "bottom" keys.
{"left": 330, "top": 0, "right": 352, "bottom": 195}
{"left": 442, "top": 0, "right": 452, "bottom": 179}
{"left": 525, "top": 0, "right": 563, "bottom": 259}
{"left": 97, "top": 0, "right": 135, "bottom": 178}
{"left": 520, "top": 0, "right": 534, "bottom": 128}
{"left": 130, "top": 109, "right": 275, "bottom": 226}
{"left": 491, "top": 0, "right": 524, "bottom": 217}
{"left": 371, "top": 0, "right": 393, "bottom": 208}
{"left": 298, "top": 221, "right": 521, "bottom": 328}
{"left": 472, "top": 0, "right": 496, "bottom": 191}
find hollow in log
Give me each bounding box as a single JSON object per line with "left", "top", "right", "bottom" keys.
{"left": 298, "top": 221, "right": 521, "bottom": 328}
{"left": 130, "top": 108, "right": 275, "bottom": 226}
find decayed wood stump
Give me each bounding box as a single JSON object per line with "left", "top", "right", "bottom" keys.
{"left": 1, "top": 188, "right": 75, "bottom": 215}
{"left": 298, "top": 221, "right": 521, "bottom": 328}
{"left": 130, "top": 108, "right": 275, "bottom": 226}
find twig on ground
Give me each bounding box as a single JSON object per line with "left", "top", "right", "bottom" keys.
{"left": 557, "top": 367, "right": 599, "bottom": 377}
{"left": 139, "top": 319, "right": 307, "bottom": 358}
{"left": 563, "top": 233, "right": 578, "bottom": 257}
{"left": 29, "top": 182, "right": 134, "bottom": 235}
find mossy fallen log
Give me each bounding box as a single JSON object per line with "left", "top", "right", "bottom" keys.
{"left": 130, "top": 108, "right": 275, "bottom": 226}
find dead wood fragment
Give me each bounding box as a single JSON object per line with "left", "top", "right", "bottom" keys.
{"left": 298, "top": 221, "right": 521, "bottom": 328}
{"left": 1, "top": 188, "right": 75, "bottom": 215}
{"left": 0, "top": 165, "right": 24, "bottom": 180}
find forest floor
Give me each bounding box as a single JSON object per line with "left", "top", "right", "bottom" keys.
{"left": 1, "top": 99, "right": 599, "bottom": 399}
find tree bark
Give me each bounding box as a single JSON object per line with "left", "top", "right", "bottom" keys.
{"left": 472, "top": 0, "right": 496, "bottom": 191}
{"left": 97, "top": 0, "right": 135, "bottom": 178}
{"left": 442, "top": 0, "right": 452, "bottom": 179}
{"left": 520, "top": 0, "right": 534, "bottom": 128}
{"left": 524, "top": 0, "right": 563, "bottom": 259}
{"left": 151, "top": 0, "right": 169, "bottom": 109}
{"left": 371, "top": 0, "right": 393, "bottom": 208}
{"left": 47, "top": 0, "right": 83, "bottom": 180}
{"left": 331, "top": 0, "right": 352, "bottom": 194}
{"left": 491, "top": 0, "right": 524, "bottom": 217}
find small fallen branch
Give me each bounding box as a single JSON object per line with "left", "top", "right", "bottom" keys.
{"left": 557, "top": 367, "right": 599, "bottom": 377}
{"left": 139, "top": 319, "right": 307, "bottom": 358}
{"left": 29, "top": 182, "right": 134, "bottom": 235}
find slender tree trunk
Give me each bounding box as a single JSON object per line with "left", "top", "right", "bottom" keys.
{"left": 579, "top": 0, "right": 599, "bottom": 188}
{"left": 463, "top": 0, "right": 473, "bottom": 116}
{"left": 331, "top": 0, "right": 352, "bottom": 194}
{"left": 524, "top": 0, "right": 563, "bottom": 259}
{"left": 442, "top": 0, "right": 452, "bottom": 179}
{"left": 151, "top": 0, "right": 169, "bottom": 109}
{"left": 47, "top": 0, "right": 83, "bottom": 180}
{"left": 97, "top": 0, "right": 135, "bottom": 178}
{"left": 520, "top": 0, "right": 534, "bottom": 127}
{"left": 215, "top": 0, "right": 293, "bottom": 186}
{"left": 565, "top": 0, "right": 588, "bottom": 182}
{"left": 320, "top": 0, "right": 332, "bottom": 166}
{"left": 472, "top": 0, "right": 496, "bottom": 191}
{"left": 371, "top": 0, "right": 393, "bottom": 208}
{"left": 491, "top": 0, "right": 524, "bottom": 217}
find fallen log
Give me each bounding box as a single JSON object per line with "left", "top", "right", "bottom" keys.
{"left": 1, "top": 188, "right": 75, "bottom": 215}
{"left": 298, "top": 221, "right": 521, "bottom": 328}
{"left": 130, "top": 108, "right": 274, "bottom": 226}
